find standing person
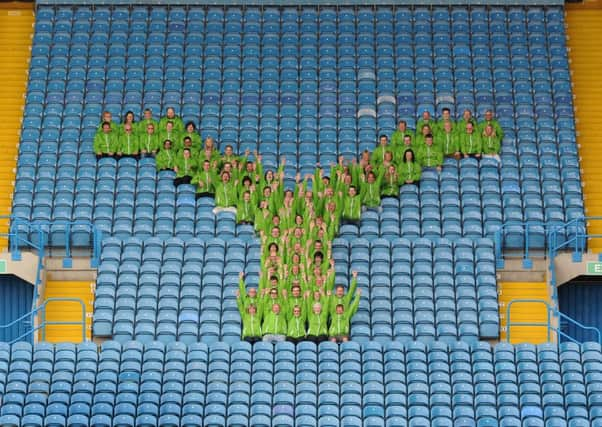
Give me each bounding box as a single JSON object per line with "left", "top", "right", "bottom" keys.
{"left": 213, "top": 171, "right": 238, "bottom": 212}
{"left": 434, "top": 107, "right": 455, "bottom": 135}
{"left": 360, "top": 168, "right": 385, "bottom": 211}
{"left": 182, "top": 122, "right": 202, "bottom": 151}
{"left": 381, "top": 164, "right": 401, "bottom": 198}
{"left": 237, "top": 303, "right": 262, "bottom": 344}
{"left": 457, "top": 109, "right": 477, "bottom": 133}
{"left": 328, "top": 290, "right": 361, "bottom": 343}
{"left": 155, "top": 139, "right": 176, "bottom": 171}
{"left": 237, "top": 272, "right": 259, "bottom": 311}
{"left": 286, "top": 304, "right": 307, "bottom": 344}
{"left": 306, "top": 300, "right": 329, "bottom": 343}
{"left": 120, "top": 111, "right": 137, "bottom": 136}
{"left": 236, "top": 190, "right": 256, "bottom": 224}
{"left": 390, "top": 120, "right": 415, "bottom": 148}
{"left": 173, "top": 148, "right": 197, "bottom": 186}
{"left": 159, "top": 121, "right": 180, "bottom": 147}
{"left": 137, "top": 108, "right": 158, "bottom": 135}
{"left": 477, "top": 109, "right": 504, "bottom": 139}
{"left": 97, "top": 111, "right": 118, "bottom": 132}
{"left": 159, "top": 106, "right": 185, "bottom": 133}
{"left": 93, "top": 122, "right": 118, "bottom": 158}
{"left": 191, "top": 160, "right": 216, "bottom": 197}
{"left": 116, "top": 123, "right": 139, "bottom": 159}
{"left": 341, "top": 186, "right": 361, "bottom": 223}
{"left": 398, "top": 149, "right": 422, "bottom": 185}
{"left": 460, "top": 122, "right": 483, "bottom": 159}
{"left": 481, "top": 123, "right": 501, "bottom": 161}
{"left": 261, "top": 303, "right": 287, "bottom": 343}
{"left": 329, "top": 271, "right": 358, "bottom": 314}
{"left": 139, "top": 123, "right": 160, "bottom": 157}
{"left": 371, "top": 135, "right": 393, "bottom": 169}
{"left": 416, "top": 110, "right": 435, "bottom": 133}
{"left": 417, "top": 134, "right": 443, "bottom": 171}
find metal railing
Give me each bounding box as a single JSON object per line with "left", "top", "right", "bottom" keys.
{"left": 0, "top": 298, "right": 87, "bottom": 344}
{"left": 506, "top": 299, "right": 601, "bottom": 345}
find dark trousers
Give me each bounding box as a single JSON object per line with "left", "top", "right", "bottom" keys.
{"left": 174, "top": 176, "right": 192, "bottom": 187}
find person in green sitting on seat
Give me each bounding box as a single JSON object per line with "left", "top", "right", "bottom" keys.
{"left": 417, "top": 134, "right": 443, "bottom": 171}
{"left": 119, "top": 111, "right": 136, "bottom": 137}
{"left": 481, "top": 123, "right": 502, "bottom": 161}
{"left": 370, "top": 134, "right": 393, "bottom": 169}
{"left": 159, "top": 120, "right": 180, "bottom": 147}
{"left": 237, "top": 303, "right": 262, "bottom": 344}
{"left": 360, "top": 167, "right": 384, "bottom": 211}
{"left": 173, "top": 148, "right": 197, "bottom": 186}
{"left": 94, "top": 122, "right": 118, "bottom": 159}
{"left": 436, "top": 121, "right": 461, "bottom": 159}
{"left": 460, "top": 122, "right": 483, "bottom": 159}
{"left": 478, "top": 109, "right": 504, "bottom": 140}
{"left": 306, "top": 298, "right": 329, "bottom": 343}
{"left": 328, "top": 289, "right": 361, "bottom": 343}
{"left": 191, "top": 160, "right": 216, "bottom": 198}
{"left": 398, "top": 149, "right": 422, "bottom": 186}
{"left": 159, "top": 106, "right": 184, "bottom": 134}
{"left": 137, "top": 108, "right": 158, "bottom": 136}
{"left": 416, "top": 110, "right": 435, "bottom": 133}
{"left": 329, "top": 270, "right": 358, "bottom": 315}
{"left": 155, "top": 139, "right": 176, "bottom": 171}
{"left": 237, "top": 190, "right": 256, "bottom": 224}
{"left": 341, "top": 185, "right": 361, "bottom": 224}
{"left": 457, "top": 108, "right": 477, "bottom": 133}
{"left": 381, "top": 164, "right": 401, "bottom": 198}
{"left": 213, "top": 170, "right": 238, "bottom": 212}
{"left": 116, "top": 123, "right": 139, "bottom": 159}
{"left": 286, "top": 304, "right": 307, "bottom": 344}
{"left": 390, "top": 120, "right": 415, "bottom": 149}
{"left": 139, "top": 123, "right": 160, "bottom": 157}
{"left": 182, "top": 122, "right": 202, "bottom": 151}
{"left": 262, "top": 302, "right": 287, "bottom": 343}
{"left": 434, "top": 107, "right": 455, "bottom": 135}
{"left": 237, "top": 272, "right": 259, "bottom": 312}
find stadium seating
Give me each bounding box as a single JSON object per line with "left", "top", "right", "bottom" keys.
{"left": 1, "top": 340, "right": 602, "bottom": 427}
{"left": 14, "top": 5, "right": 582, "bottom": 246}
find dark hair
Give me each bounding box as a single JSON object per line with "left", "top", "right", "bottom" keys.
{"left": 185, "top": 121, "right": 196, "bottom": 129}
{"left": 441, "top": 107, "right": 450, "bottom": 114}
{"left": 102, "top": 121, "right": 111, "bottom": 127}
{"left": 379, "top": 134, "right": 388, "bottom": 140}
{"left": 402, "top": 149, "right": 415, "bottom": 163}
{"left": 425, "top": 133, "right": 434, "bottom": 140}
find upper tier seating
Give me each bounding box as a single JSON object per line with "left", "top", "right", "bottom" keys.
{"left": 1, "top": 340, "right": 601, "bottom": 427}
{"left": 15, "top": 5, "right": 582, "bottom": 246}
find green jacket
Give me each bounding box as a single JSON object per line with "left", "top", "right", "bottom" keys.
{"left": 174, "top": 155, "right": 197, "bottom": 178}
{"left": 237, "top": 297, "right": 262, "bottom": 339}
{"left": 478, "top": 119, "right": 504, "bottom": 139}
{"left": 159, "top": 116, "right": 185, "bottom": 134}
{"left": 286, "top": 310, "right": 307, "bottom": 339}
{"left": 398, "top": 161, "right": 422, "bottom": 183}
{"left": 93, "top": 131, "right": 118, "bottom": 155}
{"left": 238, "top": 278, "right": 260, "bottom": 311}
{"left": 117, "top": 133, "right": 139, "bottom": 155}
{"left": 214, "top": 181, "right": 238, "bottom": 207}
{"left": 139, "top": 132, "right": 160, "bottom": 154}
{"left": 306, "top": 307, "right": 329, "bottom": 336}
{"left": 137, "top": 118, "right": 159, "bottom": 135}
{"left": 155, "top": 148, "right": 176, "bottom": 170}
{"left": 191, "top": 169, "right": 216, "bottom": 194}
{"left": 380, "top": 171, "right": 401, "bottom": 197}
{"left": 481, "top": 134, "right": 501, "bottom": 155}
{"left": 262, "top": 311, "right": 287, "bottom": 336}
{"left": 329, "top": 278, "right": 358, "bottom": 316}
{"left": 342, "top": 194, "right": 361, "bottom": 221}
{"left": 360, "top": 170, "right": 384, "bottom": 207}
{"left": 237, "top": 199, "right": 256, "bottom": 223}
{"left": 436, "top": 131, "right": 460, "bottom": 156}
{"left": 417, "top": 144, "right": 443, "bottom": 168}
{"left": 328, "top": 293, "right": 360, "bottom": 336}
{"left": 371, "top": 145, "right": 393, "bottom": 168}
{"left": 158, "top": 130, "right": 181, "bottom": 147}
{"left": 459, "top": 133, "right": 483, "bottom": 155}
{"left": 391, "top": 130, "right": 415, "bottom": 148}
{"left": 180, "top": 132, "right": 202, "bottom": 151}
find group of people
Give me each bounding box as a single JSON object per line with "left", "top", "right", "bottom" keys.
{"left": 94, "top": 107, "right": 504, "bottom": 343}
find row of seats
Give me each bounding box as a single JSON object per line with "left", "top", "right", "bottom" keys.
{"left": 1, "top": 340, "right": 601, "bottom": 427}
{"left": 92, "top": 236, "right": 499, "bottom": 344}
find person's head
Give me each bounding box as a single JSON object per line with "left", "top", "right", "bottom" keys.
{"left": 384, "top": 151, "right": 393, "bottom": 163}
{"left": 102, "top": 122, "right": 111, "bottom": 133}
{"left": 294, "top": 227, "right": 303, "bottom": 238}
{"left": 444, "top": 121, "right": 453, "bottom": 133}
{"left": 272, "top": 303, "right": 281, "bottom": 314}
{"left": 269, "top": 275, "right": 279, "bottom": 288}
{"left": 335, "top": 285, "right": 345, "bottom": 297}
{"left": 313, "top": 291, "right": 321, "bottom": 301}
{"left": 248, "top": 304, "right": 257, "bottom": 315}
{"left": 269, "top": 242, "right": 279, "bottom": 254}
{"left": 335, "top": 304, "right": 345, "bottom": 315}
{"left": 124, "top": 111, "right": 135, "bottom": 123}
{"left": 344, "top": 173, "right": 352, "bottom": 185}
{"left": 183, "top": 148, "right": 191, "bottom": 158}
{"left": 163, "top": 139, "right": 172, "bottom": 150}
{"left": 284, "top": 189, "right": 294, "bottom": 200}
{"left": 291, "top": 253, "right": 301, "bottom": 264}
{"left": 246, "top": 161, "right": 254, "bottom": 172}
{"left": 403, "top": 149, "right": 415, "bottom": 163}
{"left": 205, "top": 136, "right": 215, "bottom": 150}
{"left": 293, "top": 305, "right": 302, "bottom": 317}
{"left": 312, "top": 302, "right": 322, "bottom": 314}
{"left": 271, "top": 215, "right": 280, "bottom": 226}
{"left": 422, "top": 110, "right": 431, "bottom": 120}
{"left": 185, "top": 122, "right": 196, "bottom": 133}
{"left": 166, "top": 107, "right": 176, "bottom": 119}
{"left": 322, "top": 176, "right": 330, "bottom": 186}
{"left": 379, "top": 134, "right": 388, "bottom": 146}
{"left": 295, "top": 215, "right": 303, "bottom": 225}
{"left": 441, "top": 107, "right": 451, "bottom": 120}
{"left": 183, "top": 137, "right": 192, "bottom": 147}
{"left": 291, "top": 285, "right": 301, "bottom": 298}
{"left": 143, "top": 109, "right": 153, "bottom": 120}
{"left": 388, "top": 164, "right": 396, "bottom": 175}
{"left": 466, "top": 122, "right": 474, "bottom": 134}
{"left": 224, "top": 145, "right": 234, "bottom": 156}
{"left": 327, "top": 200, "right": 336, "bottom": 212}
{"left": 221, "top": 171, "right": 231, "bottom": 182}
{"left": 259, "top": 200, "right": 268, "bottom": 210}
{"left": 324, "top": 187, "right": 334, "bottom": 197}
{"left": 484, "top": 110, "right": 494, "bottom": 121}
{"left": 403, "top": 135, "right": 412, "bottom": 146}
{"left": 291, "top": 264, "right": 300, "bottom": 274}
{"left": 349, "top": 185, "right": 357, "bottom": 197}
{"left": 102, "top": 111, "right": 112, "bottom": 122}
{"left": 265, "top": 170, "right": 274, "bottom": 181}
{"left": 270, "top": 226, "right": 280, "bottom": 238}
{"left": 484, "top": 124, "right": 494, "bottom": 135}
{"left": 248, "top": 288, "right": 257, "bottom": 298}
{"left": 421, "top": 124, "right": 431, "bottom": 136}
{"left": 361, "top": 150, "right": 370, "bottom": 161}
{"left": 425, "top": 134, "right": 434, "bottom": 146}
{"left": 314, "top": 240, "right": 323, "bottom": 252}
{"left": 305, "top": 190, "right": 313, "bottom": 200}
{"left": 314, "top": 251, "right": 323, "bottom": 264}
{"left": 367, "top": 171, "right": 376, "bottom": 183}
{"left": 397, "top": 120, "right": 407, "bottom": 131}
{"left": 242, "top": 176, "right": 252, "bottom": 188}
{"left": 166, "top": 121, "right": 174, "bottom": 131}
{"left": 223, "top": 162, "right": 232, "bottom": 172}
{"left": 463, "top": 109, "right": 472, "bottom": 121}
{"left": 203, "top": 160, "right": 210, "bottom": 171}
{"left": 146, "top": 124, "right": 155, "bottom": 134}
{"left": 243, "top": 191, "right": 251, "bottom": 202}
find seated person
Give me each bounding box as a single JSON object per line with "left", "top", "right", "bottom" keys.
{"left": 97, "top": 111, "right": 118, "bottom": 132}
{"left": 116, "top": 123, "right": 139, "bottom": 158}
{"left": 306, "top": 299, "right": 329, "bottom": 343}
{"left": 155, "top": 139, "right": 176, "bottom": 171}
{"left": 139, "top": 122, "right": 160, "bottom": 157}
{"left": 457, "top": 108, "right": 477, "bottom": 133}
{"left": 417, "top": 134, "right": 443, "bottom": 171}
{"left": 436, "top": 121, "right": 461, "bottom": 159}
{"left": 481, "top": 123, "right": 501, "bottom": 159}
{"left": 435, "top": 107, "right": 455, "bottom": 134}
{"left": 341, "top": 186, "right": 361, "bottom": 223}
{"left": 173, "top": 148, "right": 197, "bottom": 186}
{"left": 398, "top": 149, "right": 422, "bottom": 185}
{"left": 237, "top": 190, "right": 256, "bottom": 224}
{"left": 178, "top": 136, "right": 199, "bottom": 158}
{"left": 237, "top": 303, "right": 262, "bottom": 344}
{"left": 394, "top": 134, "right": 417, "bottom": 163}
{"left": 460, "top": 122, "right": 483, "bottom": 158}
{"left": 414, "top": 123, "right": 433, "bottom": 148}
{"left": 261, "top": 303, "right": 287, "bottom": 343}
{"left": 478, "top": 109, "right": 504, "bottom": 139}
{"left": 93, "top": 122, "right": 118, "bottom": 158}
{"left": 191, "top": 160, "right": 216, "bottom": 197}
{"left": 329, "top": 271, "right": 358, "bottom": 314}
{"left": 159, "top": 120, "right": 180, "bottom": 146}
{"left": 371, "top": 134, "right": 393, "bottom": 168}
{"left": 328, "top": 289, "right": 361, "bottom": 343}
{"left": 182, "top": 121, "right": 202, "bottom": 150}
{"left": 381, "top": 164, "right": 401, "bottom": 198}
{"left": 137, "top": 108, "right": 158, "bottom": 135}
{"left": 159, "top": 106, "right": 184, "bottom": 133}
{"left": 120, "top": 111, "right": 136, "bottom": 136}
{"left": 213, "top": 170, "right": 238, "bottom": 210}
{"left": 416, "top": 110, "right": 435, "bottom": 132}
{"left": 390, "top": 120, "right": 415, "bottom": 148}
{"left": 286, "top": 304, "right": 307, "bottom": 344}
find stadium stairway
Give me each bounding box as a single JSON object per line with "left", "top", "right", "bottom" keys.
{"left": 567, "top": 3, "right": 602, "bottom": 250}
{"left": 498, "top": 281, "right": 551, "bottom": 344}
{"left": 0, "top": 3, "right": 34, "bottom": 250}
{"left": 42, "top": 280, "right": 94, "bottom": 343}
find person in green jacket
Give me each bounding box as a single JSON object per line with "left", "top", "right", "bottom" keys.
{"left": 370, "top": 135, "right": 393, "bottom": 168}
{"left": 306, "top": 299, "right": 329, "bottom": 343}
{"left": 139, "top": 123, "right": 160, "bottom": 157}
{"left": 192, "top": 160, "right": 217, "bottom": 197}
{"left": 360, "top": 168, "right": 384, "bottom": 209}
{"left": 329, "top": 271, "right": 358, "bottom": 316}
{"left": 159, "top": 120, "right": 181, "bottom": 147}
{"left": 394, "top": 134, "right": 418, "bottom": 164}
{"left": 457, "top": 109, "right": 478, "bottom": 133}
{"left": 328, "top": 289, "right": 361, "bottom": 342}
{"left": 434, "top": 107, "right": 456, "bottom": 135}
{"left": 174, "top": 148, "right": 197, "bottom": 186}
{"left": 341, "top": 186, "right": 361, "bottom": 223}
{"left": 237, "top": 272, "right": 259, "bottom": 311}
{"left": 116, "top": 123, "right": 139, "bottom": 158}
{"left": 237, "top": 303, "right": 262, "bottom": 344}
{"left": 97, "top": 111, "right": 118, "bottom": 132}
{"left": 390, "top": 120, "right": 415, "bottom": 148}
{"left": 459, "top": 122, "right": 483, "bottom": 158}
{"left": 155, "top": 139, "right": 176, "bottom": 171}
{"left": 178, "top": 137, "right": 199, "bottom": 159}
{"left": 416, "top": 110, "right": 435, "bottom": 134}
{"left": 381, "top": 164, "right": 401, "bottom": 198}
{"left": 137, "top": 109, "right": 158, "bottom": 136}
{"left": 182, "top": 122, "right": 202, "bottom": 151}
{"left": 159, "top": 107, "right": 185, "bottom": 134}
{"left": 286, "top": 304, "right": 307, "bottom": 344}
{"left": 119, "top": 111, "right": 137, "bottom": 137}
{"left": 213, "top": 170, "right": 238, "bottom": 211}
{"left": 262, "top": 303, "right": 287, "bottom": 342}
{"left": 398, "top": 149, "right": 422, "bottom": 185}
{"left": 94, "top": 122, "right": 118, "bottom": 158}
{"left": 237, "top": 190, "right": 256, "bottom": 224}
{"left": 477, "top": 110, "right": 504, "bottom": 140}
{"left": 481, "top": 123, "right": 502, "bottom": 160}
{"left": 417, "top": 134, "right": 443, "bottom": 171}
{"left": 436, "top": 121, "right": 461, "bottom": 159}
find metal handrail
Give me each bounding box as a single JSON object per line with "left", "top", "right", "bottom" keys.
{"left": 506, "top": 299, "right": 602, "bottom": 345}
{"left": 0, "top": 297, "right": 87, "bottom": 344}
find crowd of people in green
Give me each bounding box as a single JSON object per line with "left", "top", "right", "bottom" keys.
{"left": 94, "top": 107, "right": 503, "bottom": 343}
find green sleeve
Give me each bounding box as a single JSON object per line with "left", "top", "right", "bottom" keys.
{"left": 346, "top": 278, "right": 357, "bottom": 306}
{"left": 237, "top": 296, "right": 245, "bottom": 315}
{"left": 348, "top": 293, "right": 361, "bottom": 317}
{"left": 239, "top": 277, "right": 247, "bottom": 305}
